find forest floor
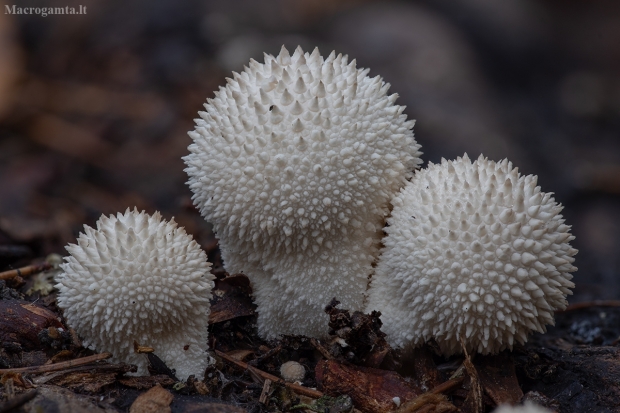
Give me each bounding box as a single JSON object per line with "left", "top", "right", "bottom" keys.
{"left": 0, "top": 255, "right": 618, "bottom": 413}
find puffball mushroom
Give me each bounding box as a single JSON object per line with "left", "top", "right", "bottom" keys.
{"left": 184, "top": 46, "right": 421, "bottom": 338}
{"left": 367, "top": 154, "right": 577, "bottom": 355}
{"left": 56, "top": 208, "right": 215, "bottom": 380}
{"left": 280, "top": 360, "right": 306, "bottom": 382}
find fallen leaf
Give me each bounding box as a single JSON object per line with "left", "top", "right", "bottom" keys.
{"left": 316, "top": 359, "right": 422, "bottom": 413}
{"left": 396, "top": 393, "right": 459, "bottom": 413}
{"left": 476, "top": 352, "right": 523, "bottom": 406}
{"left": 399, "top": 345, "right": 443, "bottom": 392}
{"left": 50, "top": 371, "right": 116, "bottom": 393}
{"left": 209, "top": 274, "right": 256, "bottom": 324}
{"left": 0, "top": 299, "right": 63, "bottom": 350}
{"left": 130, "top": 384, "right": 173, "bottom": 413}
{"left": 119, "top": 375, "right": 176, "bottom": 390}
{"left": 225, "top": 349, "right": 254, "bottom": 362}
{"left": 20, "top": 385, "right": 114, "bottom": 413}
{"left": 20, "top": 303, "right": 57, "bottom": 319}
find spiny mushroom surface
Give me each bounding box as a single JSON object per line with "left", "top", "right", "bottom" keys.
{"left": 367, "top": 154, "right": 577, "bottom": 355}
{"left": 184, "top": 45, "right": 421, "bottom": 338}
{"left": 56, "top": 208, "right": 215, "bottom": 380}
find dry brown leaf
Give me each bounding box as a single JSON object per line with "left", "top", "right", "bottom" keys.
{"left": 396, "top": 393, "right": 459, "bottom": 413}
{"left": 119, "top": 375, "right": 176, "bottom": 390}
{"left": 316, "top": 359, "right": 421, "bottom": 413}
{"left": 476, "top": 353, "right": 523, "bottom": 406}
{"left": 209, "top": 274, "right": 256, "bottom": 324}
{"left": 129, "top": 384, "right": 174, "bottom": 413}
{"left": 225, "top": 349, "right": 255, "bottom": 362}
{"left": 0, "top": 299, "right": 64, "bottom": 350}
{"left": 49, "top": 371, "right": 116, "bottom": 393}
{"left": 399, "top": 346, "right": 443, "bottom": 392}
{"left": 19, "top": 385, "right": 114, "bottom": 413}
{"left": 49, "top": 350, "right": 74, "bottom": 363}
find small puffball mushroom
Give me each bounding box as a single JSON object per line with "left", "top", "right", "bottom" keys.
{"left": 184, "top": 45, "right": 421, "bottom": 338}
{"left": 56, "top": 208, "right": 215, "bottom": 380}
{"left": 494, "top": 402, "right": 552, "bottom": 413}
{"left": 367, "top": 154, "right": 577, "bottom": 355}
{"left": 280, "top": 361, "right": 306, "bottom": 382}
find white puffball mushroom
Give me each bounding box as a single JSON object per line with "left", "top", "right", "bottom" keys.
{"left": 367, "top": 154, "right": 577, "bottom": 355}
{"left": 494, "top": 402, "right": 552, "bottom": 413}
{"left": 56, "top": 208, "right": 215, "bottom": 380}
{"left": 280, "top": 361, "right": 306, "bottom": 382}
{"left": 184, "top": 45, "right": 421, "bottom": 338}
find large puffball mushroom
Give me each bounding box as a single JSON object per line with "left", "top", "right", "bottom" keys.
{"left": 56, "top": 208, "right": 215, "bottom": 380}
{"left": 184, "top": 46, "right": 421, "bottom": 338}
{"left": 367, "top": 154, "right": 577, "bottom": 355}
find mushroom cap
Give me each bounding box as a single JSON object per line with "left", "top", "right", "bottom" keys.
{"left": 280, "top": 360, "right": 306, "bottom": 382}
{"left": 184, "top": 46, "right": 421, "bottom": 338}
{"left": 56, "top": 208, "right": 215, "bottom": 380}
{"left": 367, "top": 154, "right": 577, "bottom": 355}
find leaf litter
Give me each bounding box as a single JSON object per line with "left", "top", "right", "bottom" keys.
{"left": 0, "top": 258, "right": 619, "bottom": 412}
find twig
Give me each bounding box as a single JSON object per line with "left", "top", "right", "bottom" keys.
{"left": 248, "top": 345, "right": 281, "bottom": 367}
{"left": 310, "top": 338, "right": 334, "bottom": 360}
{"left": 215, "top": 349, "right": 323, "bottom": 398}
{"left": 259, "top": 378, "right": 272, "bottom": 404}
{"left": 0, "top": 390, "right": 38, "bottom": 413}
{"left": 429, "top": 376, "right": 465, "bottom": 394}
{"left": 0, "top": 353, "right": 112, "bottom": 375}
{"left": 33, "top": 362, "right": 136, "bottom": 385}
{"left": 561, "top": 300, "right": 620, "bottom": 312}
{"left": 394, "top": 376, "right": 465, "bottom": 413}
{"left": 461, "top": 339, "right": 483, "bottom": 413}
{"left": 0, "top": 262, "right": 52, "bottom": 280}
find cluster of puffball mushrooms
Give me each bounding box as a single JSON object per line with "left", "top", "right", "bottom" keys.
{"left": 56, "top": 46, "right": 577, "bottom": 392}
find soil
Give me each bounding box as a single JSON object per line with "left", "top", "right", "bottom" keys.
{"left": 0, "top": 265, "right": 618, "bottom": 413}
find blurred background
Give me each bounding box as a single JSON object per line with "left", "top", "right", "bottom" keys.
{"left": 0, "top": 0, "right": 618, "bottom": 302}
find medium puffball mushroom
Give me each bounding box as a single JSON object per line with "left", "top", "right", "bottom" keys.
{"left": 367, "top": 154, "right": 577, "bottom": 355}
{"left": 56, "top": 208, "right": 215, "bottom": 380}
{"left": 280, "top": 361, "right": 306, "bottom": 382}
{"left": 184, "top": 46, "right": 421, "bottom": 338}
